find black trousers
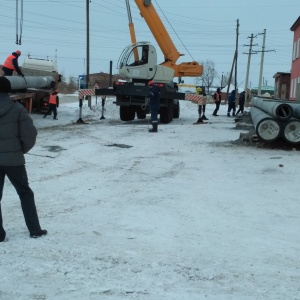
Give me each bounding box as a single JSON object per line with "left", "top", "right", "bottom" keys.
{"left": 2, "top": 67, "right": 14, "bottom": 76}
{"left": 45, "top": 104, "right": 57, "bottom": 118}
{"left": 0, "top": 165, "right": 41, "bottom": 233}
{"left": 213, "top": 101, "right": 221, "bottom": 115}
{"left": 198, "top": 105, "right": 206, "bottom": 116}
{"left": 236, "top": 103, "right": 245, "bottom": 114}
{"left": 227, "top": 102, "right": 236, "bottom": 114}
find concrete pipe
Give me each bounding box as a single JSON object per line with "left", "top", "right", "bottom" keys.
{"left": 282, "top": 118, "right": 300, "bottom": 144}
{"left": 289, "top": 103, "right": 300, "bottom": 119}
{"left": 250, "top": 107, "right": 282, "bottom": 142}
{"left": 6, "top": 76, "right": 55, "bottom": 91}
{"left": 252, "top": 97, "right": 293, "bottom": 121}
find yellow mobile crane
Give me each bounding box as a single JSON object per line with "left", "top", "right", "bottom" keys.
{"left": 96, "top": 0, "right": 203, "bottom": 123}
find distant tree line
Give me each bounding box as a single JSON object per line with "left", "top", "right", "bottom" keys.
{"left": 57, "top": 75, "right": 78, "bottom": 94}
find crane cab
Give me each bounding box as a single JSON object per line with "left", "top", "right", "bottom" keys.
{"left": 118, "top": 42, "right": 157, "bottom": 80}
{"left": 118, "top": 42, "right": 174, "bottom": 83}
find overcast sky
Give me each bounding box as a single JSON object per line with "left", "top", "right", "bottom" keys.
{"left": 1, "top": 0, "right": 299, "bottom": 88}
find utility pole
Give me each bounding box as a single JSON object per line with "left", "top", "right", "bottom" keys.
{"left": 234, "top": 19, "right": 239, "bottom": 103}
{"left": 221, "top": 72, "right": 224, "bottom": 89}
{"left": 257, "top": 29, "right": 266, "bottom": 96}
{"left": 226, "top": 19, "right": 239, "bottom": 103}
{"left": 244, "top": 34, "right": 257, "bottom": 106}
{"left": 257, "top": 29, "right": 275, "bottom": 95}
{"left": 86, "top": 0, "right": 91, "bottom": 107}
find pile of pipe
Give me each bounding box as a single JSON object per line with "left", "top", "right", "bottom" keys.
{"left": 250, "top": 97, "right": 300, "bottom": 145}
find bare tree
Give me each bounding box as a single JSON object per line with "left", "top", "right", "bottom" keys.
{"left": 225, "top": 72, "right": 236, "bottom": 86}
{"left": 194, "top": 60, "right": 217, "bottom": 94}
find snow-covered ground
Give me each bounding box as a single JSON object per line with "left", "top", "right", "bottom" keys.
{"left": 1, "top": 95, "right": 299, "bottom": 300}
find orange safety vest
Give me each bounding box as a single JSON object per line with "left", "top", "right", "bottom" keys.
{"left": 48, "top": 94, "right": 57, "bottom": 105}
{"left": 3, "top": 54, "right": 16, "bottom": 70}
{"left": 214, "top": 92, "right": 220, "bottom": 101}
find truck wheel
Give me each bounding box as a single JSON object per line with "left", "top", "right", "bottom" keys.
{"left": 173, "top": 100, "right": 180, "bottom": 118}
{"left": 120, "top": 106, "right": 135, "bottom": 121}
{"left": 160, "top": 100, "right": 173, "bottom": 124}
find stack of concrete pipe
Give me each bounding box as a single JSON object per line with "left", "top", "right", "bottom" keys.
{"left": 250, "top": 97, "right": 300, "bottom": 144}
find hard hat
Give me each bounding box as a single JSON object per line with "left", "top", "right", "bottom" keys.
{"left": 148, "top": 80, "right": 154, "bottom": 86}
{"left": 15, "top": 50, "right": 21, "bottom": 55}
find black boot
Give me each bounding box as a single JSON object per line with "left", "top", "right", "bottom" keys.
{"left": 202, "top": 115, "right": 208, "bottom": 120}
{"left": 30, "top": 229, "right": 48, "bottom": 238}
{"left": 0, "top": 228, "right": 6, "bottom": 242}
{"left": 149, "top": 122, "right": 158, "bottom": 132}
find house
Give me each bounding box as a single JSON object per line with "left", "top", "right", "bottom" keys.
{"left": 273, "top": 72, "right": 291, "bottom": 99}
{"left": 251, "top": 86, "right": 274, "bottom": 97}
{"left": 290, "top": 16, "right": 300, "bottom": 101}
{"left": 79, "top": 72, "right": 124, "bottom": 89}
{"left": 89, "top": 72, "right": 124, "bottom": 89}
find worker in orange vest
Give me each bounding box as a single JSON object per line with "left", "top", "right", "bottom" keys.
{"left": 43, "top": 90, "right": 59, "bottom": 120}
{"left": 2, "top": 50, "right": 24, "bottom": 76}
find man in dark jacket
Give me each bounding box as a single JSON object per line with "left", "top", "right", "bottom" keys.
{"left": 2, "top": 50, "right": 24, "bottom": 76}
{"left": 148, "top": 80, "right": 160, "bottom": 132}
{"left": 227, "top": 89, "right": 236, "bottom": 117}
{"left": 0, "top": 77, "right": 47, "bottom": 242}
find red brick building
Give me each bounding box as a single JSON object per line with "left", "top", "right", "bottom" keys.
{"left": 290, "top": 16, "right": 300, "bottom": 101}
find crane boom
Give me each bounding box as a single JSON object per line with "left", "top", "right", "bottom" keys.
{"left": 134, "top": 0, "right": 203, "bottom": 77}
{"left": 134, "top": 0, "right": 181, "bottom": 64}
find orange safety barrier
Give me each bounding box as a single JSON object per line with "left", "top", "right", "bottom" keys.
{"left": 185, "top": 94, "right": 206, "bottom": 105}
{"left": 78, "top": 89, "right": 95, "bottom": 99}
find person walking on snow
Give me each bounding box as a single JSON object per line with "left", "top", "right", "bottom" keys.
{"left": 44, "top": 90, "right": 59, "bottom": 120}
{"left": 2, "top": 50, "right": 24, "bottom": 77}
{"left": 148, "top": 80, "right": 160, "bottom": 132}
{"left": 0, "top": 77, "right": 47, "bottom": 242}
{"left": 227, "top": 89, "right": 236, "bottom": 117}
{"left": 196, "top": 92, "right": 208, "bottom": 123}
{"left": 236, "top": 90, "right": 245, "bottom": 115}
{"left": 212, "top": 88, "right": 221, "bottom": 116}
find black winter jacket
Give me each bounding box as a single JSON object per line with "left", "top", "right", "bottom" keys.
{"left": 0, "top": 92, "right": 37, "bottom": 166}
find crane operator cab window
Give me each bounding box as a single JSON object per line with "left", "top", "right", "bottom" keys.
{"left": 118, "top": 43, "right": 157, "bottom": 80}
{"left": 127, "top": 45, "right": 149, "bottom": 66}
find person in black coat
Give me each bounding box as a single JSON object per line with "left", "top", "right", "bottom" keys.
{"left": 0, "top": 77, "right": 47, "bottom": 241}
{"left": 148, "top": 80, "right": 160, "bottom": 132}
{"left": 236, "top": 91, "right": 245, "bottom": 115}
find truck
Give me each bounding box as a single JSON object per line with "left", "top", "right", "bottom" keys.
{"left": 96, "top": 0, "right": 203, "bottom": 124}
{"left": 5, "top": 57, "right": 60, "bottom": 113}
